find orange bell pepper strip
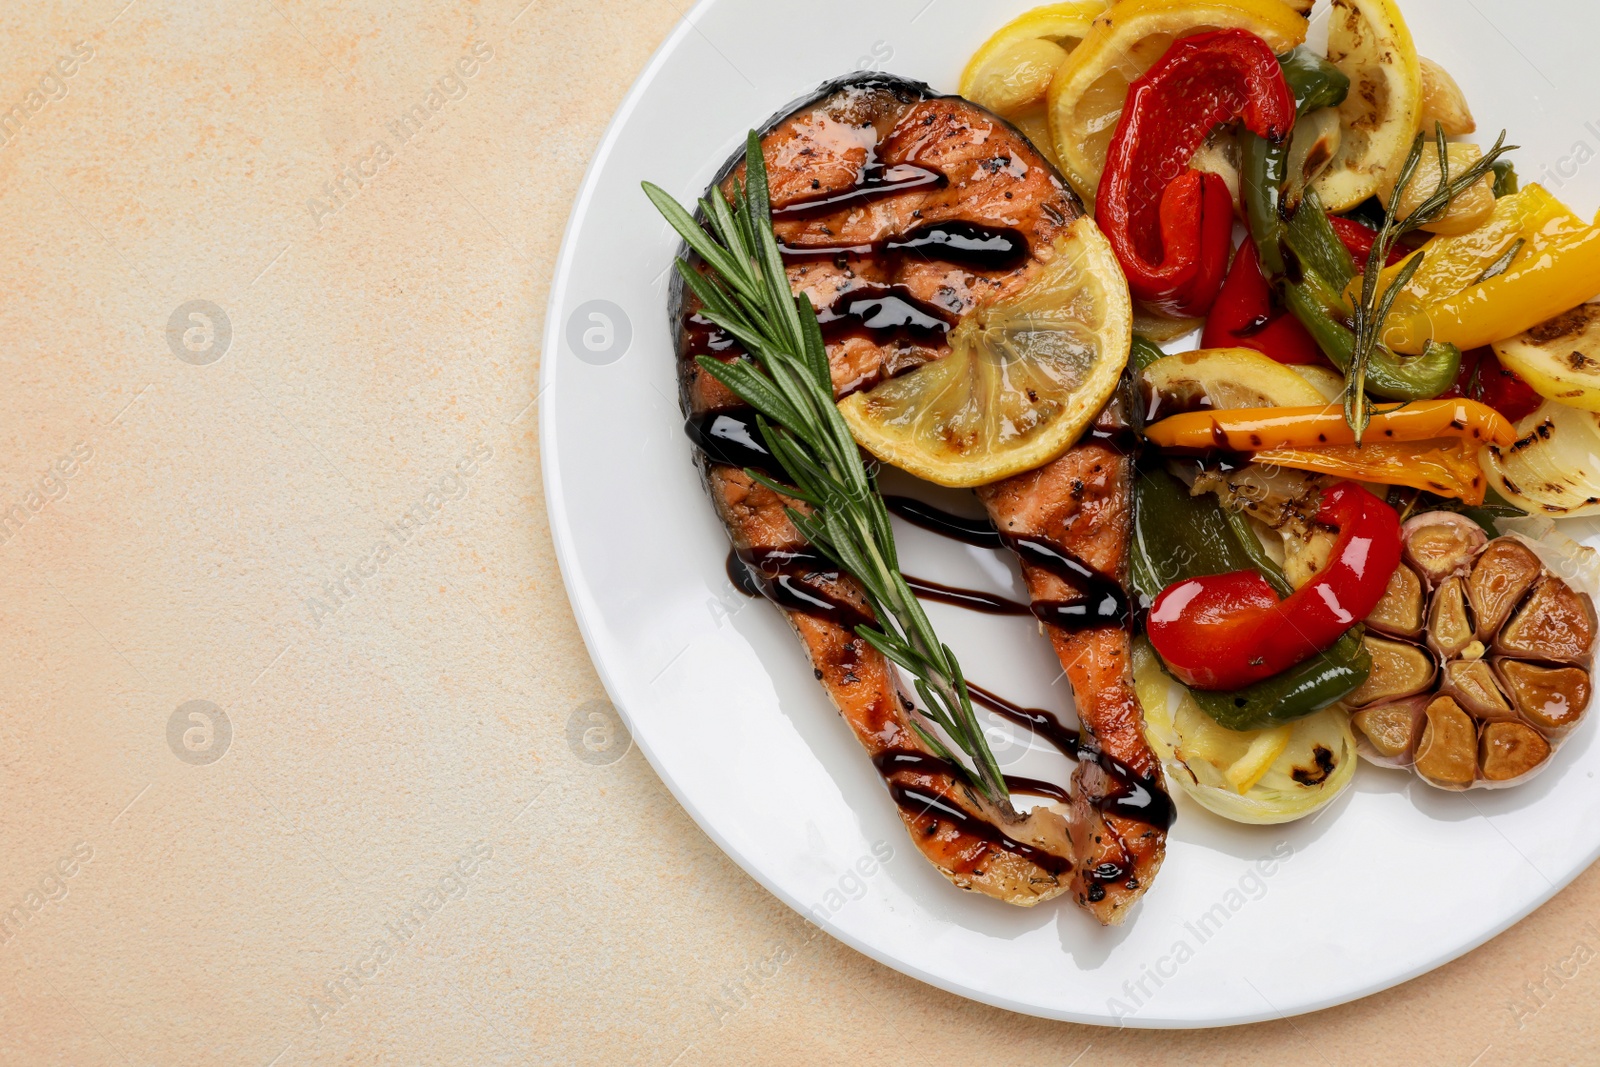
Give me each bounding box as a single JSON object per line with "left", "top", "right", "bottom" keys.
{"left": 1142, "top": 398, "right": 1516, "bottom": 452}
{"left": 1252, "top": 438, "right": 1490, "bottom": 505}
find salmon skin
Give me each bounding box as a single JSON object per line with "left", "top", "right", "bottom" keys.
{"left": 673, "top": 73, "right": 1167, "bottom": 917}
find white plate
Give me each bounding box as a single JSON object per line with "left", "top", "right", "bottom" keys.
{"left": 541, "top": 0, "right": 1600, "bottom": 1026}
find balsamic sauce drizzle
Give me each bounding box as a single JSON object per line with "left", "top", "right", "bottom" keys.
{"left": 771, "top": 161, "right": 947, "bottom": 219}
{"left": 892, "top": 784, "right": 1075, "bottom": 875}
{"left": 725, "top": 547, "right": 1030, "bottom": 620}
{"left": 725, "top": 546, "right": 873, "bottom": 633}
{"left": 1006, "top": 776, "right": 1072, "bottom": 805}
{"left": 1087, "top": 423, "right": 1141, "bottom": 456}
{"left": 685, "top": 311, "right": 740, "bottom": 353}
{"left": 779, "top": 220, "right": 1030, "bottom": 274}
{"left": 686, "top": 410, "right": 777, "bottom": 474}
{"left": 814, "top": 285, "right": 953, "bottom": 348}
{"left": 872, "top": 749, "right": 1066, "bottom": 804}
{"left": 965, "top": 685, "right": 1174, "bottom": 832}
{"left": 683, "top": 284, "right": 952, "bottom": 362}
{"left": 882, "top": 495, "right": 1003, "bottom": 548}
{"left": 872, "top": 751, "right": 1073, "bottom": 875}
{"left": 1009, "top": 536, "right": 1134, "bottom": 630}
{"left": 882, "top": 496, "right": 1134, "bottom": 632}
{"left": 901, "top": 575, "right": 1031, "bottom": 616}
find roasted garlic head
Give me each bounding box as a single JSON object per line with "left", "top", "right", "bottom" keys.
{"left": 1348, "top": 516, "right": 1596, "bottom": 790}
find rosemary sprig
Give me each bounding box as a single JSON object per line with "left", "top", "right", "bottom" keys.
{"left": 1471, "top": 237, "right": 1525, "bottom": 286}
{"left": 1345, "top": 124, "right": 1515, "bottom": 439}
{"left": 642, "top": 132, "right": 1012, "bottom": 806}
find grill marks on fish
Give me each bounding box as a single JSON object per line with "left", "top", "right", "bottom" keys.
{"left": 677, "top": 76, "right": 1083, "bottom": 414}
{"left": 676, "top": 76, "right": 1142, "bottom": 911}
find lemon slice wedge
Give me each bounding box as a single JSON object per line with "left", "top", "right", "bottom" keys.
{"left": 1311, "top": 0, "right": 1423, "bottom": 212}
{"left": 959, "top": 2, "right": 1108, "bottom": 118}
{"left": 1142, "top": 348, "right": 1330, "bottom": 410}
{"left": 1290, "top": 364, "right": 1347, "bottom": 402}
{"left": 838, "top": 217, "right": 1131, "bottom": 488}
{"left": 1046, "top": 0, "right": 1308, "bottom": 201}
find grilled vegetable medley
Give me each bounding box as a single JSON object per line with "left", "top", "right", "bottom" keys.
{"left": 959, "top": 0, "right": 1600, "bottom": 823}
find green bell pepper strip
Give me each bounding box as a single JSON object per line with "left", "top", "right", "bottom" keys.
{"left": 1278, "top": 251, "right": 1461, "bottom": 398}
{"left": 1242, "top": 50, "right": 1460, "bottom": 400}
{"left": 1277, "top": 47, "right": 1349, "bottom": 116}
{"left": 1242, "top": 124, "right": 1293, "bottom": 278}
{"left": 1492, "top": 159, "right": 1519, "bottom": 198}
{"left": 1193, "top": 629, "right": 1371, "bottom": 731}
{"left": 1130, "top": 464, "right": 1253, "bottom": 609}
{"left": 1130, "top": 333, "right": 1166, "bottom": 373}
{"left": 1285, "top": 187, "right": 1356, "bottom": 287}
{"left": 1241, "top": 48, "right": 1348, "bottom": 275}
{"left": 1221, "top": 508, "right": 1291, "bottom": 596}
{"left": 1130, "top": 465, "right": 1371, "bottom": 730}
{"left": 1243, "top": 151, "right": 1461, "bottom": 397}
{"left": 1129, "top": 333, "right": 1166, "bottom": 433}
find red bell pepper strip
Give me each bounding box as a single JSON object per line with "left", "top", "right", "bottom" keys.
{"left": 1097, "top": 29, "right": 1297, "bottom": 318}
{"left": 1147, "top": 482, "right": 1402, "bottom": 691}
{"left": 1441, "top": 346, "right": 1543, "bottom": 422}
{"left": 1202, "top": 239, "right": 1329, "bottom": 364}
{"left": 1472, "top": 348, "right": 1543, "bottom": 423}
{"left": 1329, "top": 216, "right": 1409, "bottom": 270}
{"left": 1438, "top": 344, "right": 1481, "bottom": 400}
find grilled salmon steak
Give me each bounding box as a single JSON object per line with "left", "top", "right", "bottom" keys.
{"left": 673, "top": 74, "right": 1170, "bottom": 919}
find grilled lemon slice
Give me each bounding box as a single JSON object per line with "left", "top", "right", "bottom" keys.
{"left": 1045, "top": 0, "right": 1308, "bottom": 201}
{"left": 959, "top": 2, "right": 1107, "bottom": 118}
{"left": 1311, "top": 0, "right": 1423, "bottom": 212}
{"left": 838, "top": 217, "right": 1131, "bottom": 488}
{"left": 1142, "top": 348, "right": 1329, "bottom": 411}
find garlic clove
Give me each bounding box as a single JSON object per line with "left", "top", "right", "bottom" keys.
{"left": 1403, "top": 513, "right": 1487, "bottom": 586}
{"left": 1495, "top": 658, "right": 1592, "bottom": 734}
{"left": 1467, "top": 538, "right": 1542, "bottom": 640}
{"left": 1413, "top": 696, "right": 1479, "bottom": 788}
{"left": 1366, "top": 563, "right": 1425, "bottom": 638}
{"left": 1417, "top": 57, "right": 1476, "bottom": 137}
{"left": 1351, "top": 698, "right": 1427, "bottom": 761}
{"left": 1428, "top": 576, "right": 1476, "bottom": 660}
{"left": 1441, "top": 658, "right": 1515, "bottom": 721}
{"left": 1496, "top": 576, "right": 1597, "bottom": 664}
{"left": 1348, "top": 635, "right": 1436, "bottom": 707}
{"left": 1479, "top": 721, "right": 1551, "bottom": 782}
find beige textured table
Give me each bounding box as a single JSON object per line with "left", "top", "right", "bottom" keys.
{"left": 3, "top": 1, "right": 1599, "bottom": 1063}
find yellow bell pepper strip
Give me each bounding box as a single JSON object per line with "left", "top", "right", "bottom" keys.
{"left": 1382, "top": 220, "right": 1600, "bottom": 355}
{"left": 1251, "top": 438, "right": 1490, "bottom": 504}
{"left": 1142, "top": 397, "right": 1516, "bottom": 452}
{"left": 1358, "top": 184, "right": 1584, "bottom": 310}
